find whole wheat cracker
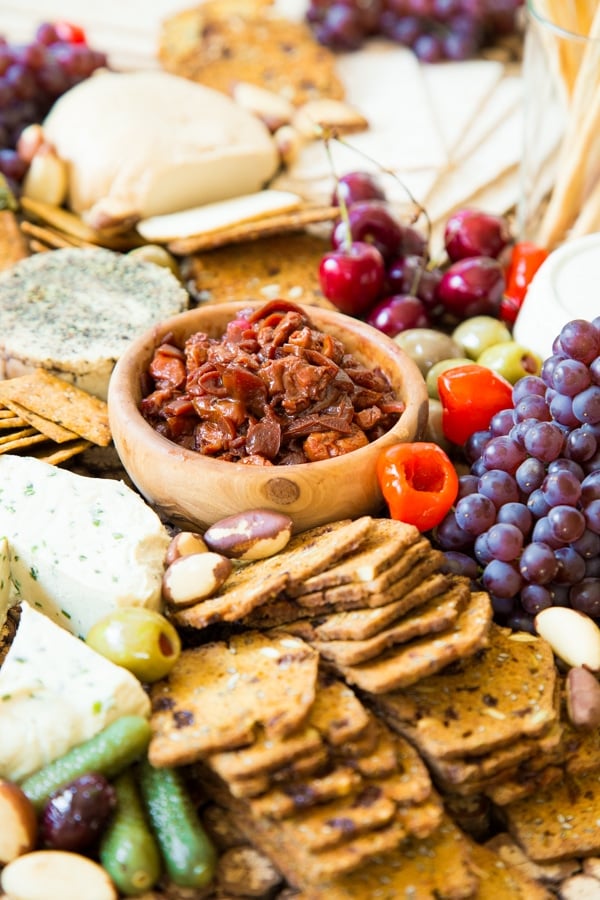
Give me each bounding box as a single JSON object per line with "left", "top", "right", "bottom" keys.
{"left": 149, "top": 630, "right": 319, "bottom": 766}
{"left": 227, "top": 745, "right": 330, "bottom": 799}
{"left": 372, "top": 625, "right": 558, "bottom": 759}
{"left": 208, "top": 725, "right": 323, "bottom": 783}
{"left": 334, "top": 590, "right": 493, "bottom": 694}
{"left": 248, "top": 765, "right": 363, "bottom": 820}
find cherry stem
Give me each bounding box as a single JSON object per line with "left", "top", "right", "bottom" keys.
{"left": 323, "top": 129, "right": 432, "bottom": 246}
{"left": 323, "top": 133, "right": 353, "bottom": 254}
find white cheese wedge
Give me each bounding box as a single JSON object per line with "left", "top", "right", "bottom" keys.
{"left": 0, "top": 455, "right": 170, "bottom": 639}
{"left": 0, "top": 538, "right": 9, "bottom": 630}
{"left": 0, "top": 246, "right": 189, "bottom": 400}
{"left": 137, "top": 190, "right": 303, "bottom": 243}
{"left": 0, "top": 601, "right": 150, "bottom": 782}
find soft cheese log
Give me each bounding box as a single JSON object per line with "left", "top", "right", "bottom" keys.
{"left": 0, "top": 602, "right": 150, "bottom": 782}
{"left": 0, "top": 456, "right": 171, "bottom": 638}
{"left": 42, "top": 70, "right": 280, "bottom": 229}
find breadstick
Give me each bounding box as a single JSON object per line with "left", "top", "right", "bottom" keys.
{"left": 535, "top": 1, "right": 600, "bottom": 247}
{"left": 532, "top": 0, "right": 586, "bottom": 97}
{"left": 566, "top": 172, "right": 600, "bottom": 240}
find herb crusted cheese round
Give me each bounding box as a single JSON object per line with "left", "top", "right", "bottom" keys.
{"left": 0, "top": 247, "right": 189, "bottom": 399}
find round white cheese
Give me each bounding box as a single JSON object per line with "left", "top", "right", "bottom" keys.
{"left": 0, "top": 247, "right": 189, "bottom": 399}
{"left": 42, "top": 69, "right": 280, "bottom": 229}
{"left": 513, "top": 233, "right": 600, "bottom": 361}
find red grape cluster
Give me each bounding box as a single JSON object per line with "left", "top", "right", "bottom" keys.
{"left": 434, "top": 317, "right": 600, "bottom": 630}
{"left": 0, "top": 22, "right": 107, "bottom": 187}
{"left": 319, "top": 170, "right": 511, "bottom": 334}
{"left": 306, "top": 0, "right": 523, "bottom": 61}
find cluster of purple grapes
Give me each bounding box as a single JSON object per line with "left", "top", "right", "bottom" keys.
{"left": 0, "top": 22, "right": 107, "bottom": 185}
{"left": 306, "top": 0, "right": 523, "bottom": 62}
{"left": 434, "top": 318, "right": 600, "bottom": 630}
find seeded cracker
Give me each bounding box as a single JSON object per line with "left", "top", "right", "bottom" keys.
{"left": 332, "top": 590, "right": 493, "bottom": 694}
{"left": 149, "top": 631, "right": 319, "bottom": 766}
{"left": 0, "top": 397, "right": 78, "bottom": 443}
{"left": 372, "top": 624, "right": 558, "bottom": 758}
{"left": 0, "top": 369, "right": 111, "bottom": 446}
{"left": 158, "top": 0, "right": 346, "bottom": 107}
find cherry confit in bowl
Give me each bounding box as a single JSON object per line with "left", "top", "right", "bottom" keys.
{"left": 108, "top": 301, "right": 429, "bottom": 534}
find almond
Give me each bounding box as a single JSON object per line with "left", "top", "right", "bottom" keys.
{"left": 292, "top": 99, "right": 369, "bottom": 140}
{"left": 534, "top": 607, "right": 600, "bottom": 671}
{"left": 232, "top": 82, "right": 295, "bottom": 133}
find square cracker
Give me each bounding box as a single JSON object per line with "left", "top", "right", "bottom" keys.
{"left": 333, "top": 590, "right": 493, "bottom": 694}
{"left": 148, "top": 630, "right": 319, "bottom": 767}
{"left": 373, "top": 625, "right": 558, "bottom": 759}
{"left": 0, "top": 369, "right": 111, "bottom": 446}
{"left": 174, "top": 517, "right": 373, "bottom": 629}
{"left": 312, "top": 579, "right": 471, "bottom": 666}
{"left": 287, "top": 518, "right": 422, "bottom": 596}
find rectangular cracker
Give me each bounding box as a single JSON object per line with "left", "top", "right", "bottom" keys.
{"left": 372, "top": 625, "right": 558, "bottom": 759}
{"left": 175, "top": 517, "right": 373, "bottom": 629}
{"left": 313, "top": 580, "right": 471, "bottom": 666}
{"left": 149, "top": 631, "right": 319, "bottom": 766}
{"left": 227, "top": 746, "right": 330, "bottom": 800}
{"left": 30, "top": 438, "right": 92, "bottom": 465}
{"left": 248, "top": 765, "right": 364, "bottom": 820}
{"left": 208, "top": 726, "right": 323, "bottom": 783}
{"left": 296, "top": 551, "right": 445, "bottom": 612}
{"left": 0, "top": 396, "right": 78, "bottom": 443}
{"left": 310, "top": 571, "right": 454, "bottom": 641}
{"left": 287, "top": 518, "right": 422, "bottom": 596}
{"left": 0, "top": 369, "right": 111, "bottom": 446}
{"left": 333, "top": 590, "right": 493, "bottom": 694}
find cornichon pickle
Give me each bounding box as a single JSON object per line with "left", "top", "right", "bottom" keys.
{"left": 138, "top": 759, "right": 216, "bottom": 889}
{"left": 20, "top": 716, "right": 151, "bottom": 812}
{"left": 100, "top": 769, "right": 161, "bottom": 896}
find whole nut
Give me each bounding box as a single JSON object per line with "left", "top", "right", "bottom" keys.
{"left": 21, "top": 146, "right": 68, "bottom": 207}
{"left": 165, "top": 531, "right": 209, "bottom": 566}
{"left": 203, "top": 509, "right": 293, "bottom": 561}
{"left": 534, "top": 607, "right": 600, "bottom": 671}
{"left": 162, "top": 551, "right": 232, "bottom": 608}
{"left": 232, "top": 82, "right": 294, "bottom": 133}
{"left": 1, "top": 850, "right": 117, "bottom": 900}
{"left": 566, "top": 666, "right": 600, "bottom": 729}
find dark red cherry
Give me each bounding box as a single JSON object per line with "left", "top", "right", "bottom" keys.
{"left": 319, "top": 241, "right": 385, "bottom": 317}
{"left": 331, "top": 200, "right": 403, "bottom": 262}
{"left": 366, "top": 294, "right": 429, "bottom": 337}
{"left": 444, "top": 208, "right": 511, "bottom": 261}
{"left": 331, "top": 170, "right": 386, "bottom": 208}
{"left": 437, "top": 256, "right": 505, "bottom": 319}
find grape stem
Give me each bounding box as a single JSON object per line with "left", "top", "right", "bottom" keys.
{"left": 323, "top": 132, "right": 353, "bottom": 254}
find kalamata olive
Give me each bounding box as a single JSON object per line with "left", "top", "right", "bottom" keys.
{"left": 85, "top": 607, "right": 181, "bottom": 682}
{"left": 41, "top": 773, "right": 117, "bottom": 852}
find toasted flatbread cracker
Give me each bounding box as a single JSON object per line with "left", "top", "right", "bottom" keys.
{"left": 0, "top": 430, "right": 47, "bottom": 454}
{"left": 334, "top": 590, "right": 493, "bottom": 694}
{"left": 0, "top": 396, "right": 78, "bottom": 443}
{"left": 208, "top": 725, "right": 323, "bottom": 783}
{"left": 175, "top": 517, "right": 373, "bottom": 630}
{"left": 249, "top": 765, "right": 363, "bottom": 820}
{"left": 0, "top": 370, "right": 111, "bottom": 446}
{"left": 310, "top": 571, "right": 453, "bottom": 641}
{"left": 149, "top": 631, "right": 319, "bottom": 767}
{"left": 181, "top": 231, "right": 332, "bottom": 308}
{"left": 229, "top": 745, "right": 329, "bottom": 799}
{"left": 0, "top": 415, "right": 26, "bottom": 429}
{"left": 467, "top": 840, "right": 554, "bottom": 900}
{"left": 312, "top": 580, "right": 470, "bottom": 666}
{"left": 159, "top": 1, "right": 346, "bottom": 107}
{"left": 373, "top": 625, "right": 558, "bottom": 758}
{"left": 30, "top": 439, "right": 91, "bottom": 465}
{"left": 167, "top": 204, "right": 340, "bottom": 255}
{"left": 306, "top": 676, "right": 371, "bottom": 747}
{"left": 284, "top": 815, "right": 478, "bottom": 898}
{"left": 502, "top": 770, "right": 600, "bottom": 862}
{"left": 287, "top": 519, "right": 422, "bottom": 596}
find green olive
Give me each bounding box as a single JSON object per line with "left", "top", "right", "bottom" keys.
{"left": 393, "top": 328, "right": 463, "bottom": 377}
{"left": 425, "top": 357, "right": 473, "bottom": 399}
{"left": 423, "top": 398, "right": 453, "bottom": 454}
{"left": 476, "top": 341, "right": 543, "bottom": 384}
{"left": 86, "top": 607, "right": 181, "bottom": 683}
{"left": 451, "top": 316, "right": 512, "bottom": 360}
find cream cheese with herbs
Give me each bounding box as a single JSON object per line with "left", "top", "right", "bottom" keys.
{"left": 0, "top": 537, "right": 9, "bottom": 630}
{"left": 0, "top": 601, "right": 150, "bottom": 782}
{"left": 0, "top": 455, "right": 171, "bottom": 639}
{"left": 0, "top": 246, "right": 189, "bottom": 399}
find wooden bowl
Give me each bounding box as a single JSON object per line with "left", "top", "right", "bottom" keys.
{"left": 108, "top": 302, "right": 429, "bottom": 533}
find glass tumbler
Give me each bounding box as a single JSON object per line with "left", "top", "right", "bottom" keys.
{"left": 519, "top": 0, "right": 600, "bottom": 249}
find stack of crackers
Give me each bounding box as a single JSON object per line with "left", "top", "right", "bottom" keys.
{"left": 0, "top": 368, "right": 111, "bottom": 465}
